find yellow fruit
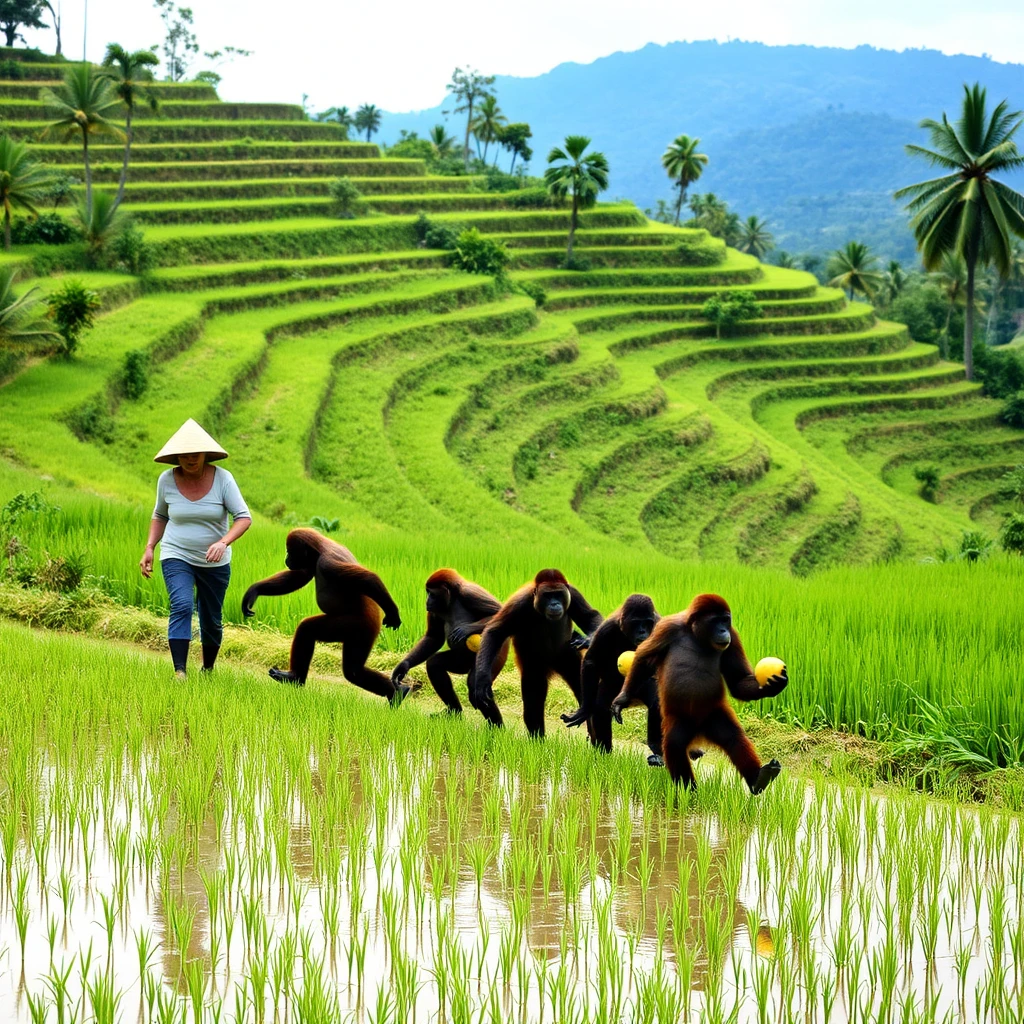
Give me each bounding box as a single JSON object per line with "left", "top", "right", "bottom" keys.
{"left": 617, "top": 650, "right": 636, "bottom": 677}
{"left": 755, "top": 657, "right": 786, "bottom": 687}
{"left": 466, "top": 634, "right": 482, "bottom": 653}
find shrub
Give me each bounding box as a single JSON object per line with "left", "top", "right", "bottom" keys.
{"left": 1002, "top": 390, "right": 1024, "bottom": 429}
{"left": 34, "top": 552, "right": 88, "bottom": 593}
{"left": 519, "top": 281, "right": 547, "bottom": 307}
{"left": 430, "top": 156, "right": 468, "bottom": 177}
{"left": 47, "top": 174, "right": 78, "bottom": 209}
{"left": 974, "top": 343, "right": 1024, "bottom": 399}
{"left": 913, "top": 464, "right": 941, "bottom": 502}
{"left": 561, "top": 254, "right": 592, "bottom": 272}
{"left": 1000, "top": 513, "right": 1024, "bottom": 556}
{"left": 64, "top": 396, "right": 115, "bottom": 442}
{"left": 1001, "top": 464, "right": 1024, "bottom": 506}
{"left": 120, "top": 350, "right": 149, "bottom": 400}
{"left": 0, "top": 59, "right": 23, "bottom": 80}
{"left": 702, "top": 291, "right": 764, "bottom": 338}
{"left": 484, "top": 168, "right": 521, "bottom": 192}
{"left": 328, "top": 177, "right": 363, "bottom": 218}
{"left": 109, "top": 222, "right": 156, "bottom": 274}
{"left": 48, "top": 280, "right": 102, "bottom": 357}
{"left": 450, "top": 228, "right": 510, "bottom": 277}
{"left": 11, "top": 214, "right": 77, "bottom": 246}
{"left": 0, "top": 491, "right": 59, "bottom": 539}
{"left": 414, "top": 214, "right": 460, "bottom": 251}
{"left": 958, "top": 529, "right": 992, "bottom": 563}
{"left": 308, "top": 515, "right": 339, "bottom": 533}
{"left": 386, "top": 133, "right": 434, "bottom": 161}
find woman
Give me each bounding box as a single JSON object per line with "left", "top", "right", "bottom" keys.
{"left": 140, "top": 418, "right": 251, "bottom": 678}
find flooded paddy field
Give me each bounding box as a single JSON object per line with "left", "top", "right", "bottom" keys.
{"left": 0, "top": 623, "right": 1020, "bottom": 1024}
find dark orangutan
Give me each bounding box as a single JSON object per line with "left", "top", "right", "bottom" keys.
{"left": 242, "top": 528, "right": 406, "bottom": 703}
{"left": 611, "top": 593, "right": 786, "bottom": 793}
{"left": 473, "top": 569, "right": 603, "bottom": 737}
{"left": 390, "top": 568, "right": 510, "bottom": 724}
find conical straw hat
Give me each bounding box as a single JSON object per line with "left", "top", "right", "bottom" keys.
{"left": 153, "top": 419, "right": 229, "bottom": 464}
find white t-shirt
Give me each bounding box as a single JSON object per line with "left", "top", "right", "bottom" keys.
{"left": 152, "top": 466, "right": 250, "bottom": 567}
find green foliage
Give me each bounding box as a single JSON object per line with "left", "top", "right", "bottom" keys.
{"left": 974, "top": 343, "right": 1024, "bottom": 429}
{"left": 0, "top": 490, "right": 59, "bottom": 539}
{"left": 0, "top": 57, "right": 22, "bottom": 79}
{"left": 47, "top": 279, "right": 101, "bottom": 356}
{"left": 737, "top": 215, "right": 774, "bottom": 260}
{"left": 450, "top": 228, "right": 509, "bottom": 277}
{"left": 0, "top": 0, "right": 46, "bottom": 47}
{"left": 1001, "top": 464, "right": 1024, "bottom": 507}
{"left": 47, "top": 172, "right": 77, "bottom": 210}
{"left": 958, "top": 529, "right": 992, "bottom": 563}
{"left": 687, "top": 193, "right": 740, "bottom": 246}
{"left": 545, "top": 135, "right": 609, "bottom": 261}
{"left": 154, "top": 0, "right": 197, "bottom": 82}
{"left": 308, "top": 515, "right": 340, "bottom": 533}
{"left": 886, "top": 281, "right": 960, "bottom": 348}
{"left": 0, "top": 134, "right": 52, "bottom": 250}
{"left": 119, "top": 349, "right": 149, "bottom": 400}
{"left": 999, "top": 513, "right": 1024, "bottom": 556}
{"left": 63, "top": 393, "right": 114, "bottom": 441}
{"left": 518, "top": 281, "right": 547, "bottom": 307}
{"left": 109, "top": 221, "right": 156, "bottom": 274}
{"left": 913, "top": 464, "right": 941, "bottom": 502}
{"left": 11, "top": 213, "right": 76, "bottom": 245}
{"left": 662, "top": 134, "right": 707, "bottom": 226}
{"left": 701, "top": 290, "right": 764, "bottom": 339}
{"left": 497, "top": 123, "right": 532, "bottom": 173}
{"left": 827, "top": 241, "right": 882, "bottom": 300}
{"left": 506, "top": 187, "right": 553, "bottom": 209}
{"left": 559, "top": 254, "right": 592, "bottom": 272}
{"left": 0, "top": 268, "right": 59, "bottom": 350}
{"left": 354, "top": 104, "right": 382, "bottom": 143}
{"left": 446, "top": 67, "right": 496, "bottom": 168}
{"left": 414, "top": 214, "right": 460, "bottom": 250}
{"left": 1002, "top": 390, "right": 1024, "bottom": 429}
{"left": 328, "top": 177, "right": 363, "bottom": 218}
{"left": 75, "top": 190, "right": 124, "bottom": 265}
{"left": 386, "top": 130, "right": 434, "bottom": 161}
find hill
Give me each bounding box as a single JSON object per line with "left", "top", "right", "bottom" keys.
{"left": 0, "top": 49, "right": 1020, "bottom": 588}
{"left": 382, "top": 40, "right": 1024, "bottom": 259}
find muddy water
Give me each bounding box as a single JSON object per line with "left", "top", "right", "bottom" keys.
{"left": 0, "top": 750, "right": 1019, "bottom": 1023}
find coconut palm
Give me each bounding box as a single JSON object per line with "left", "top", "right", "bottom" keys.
{"left": 544, "top": 136, "right": 610, "bottom": 262}
{"left": 428, "top": 124, "right": 456, "bottom": 160}
{"left": 0, "top": 269, "right": 60, "bottom": 350}
{"left": 738, "top": 215, "right": 774, "bottom": 260}
{"left": 0, "top": 137, "right": 52, "bottom": 251}
{"left": 101, "top": 44, "right": 159, "bottom": 209}
{"left": 773, "top": 251, "right": 797, "bottom": 269}
{"left": 880, "top": 260, "right": 908, "bottom": 307}
{"left": 470, "top": 94, "right": 507, "bottom": 164}
{"left": 40, "top": 64, "right": 125, "bottom": 222}
{"left": 317, "top": 106, "right": 354, "bottom": 135}
{"left": 662, "top": 135, "right": 708, "bottom": 226}
{"left": 827, "top": 241, "right": 883, "bottom": 301}
{"left": 75, "top": 190, "right": 124, "bottom": 267}
{"left": 446, "top": 67, "right": 495, "bottom": 170}
{"left": 354, "top": 104, "right": 382, "bottom": 143}
{"left": 895, "top": 83, "right": 1024, "bottom": 380}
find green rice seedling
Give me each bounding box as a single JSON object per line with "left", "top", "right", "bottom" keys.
{"left": 25, "top": 990, "right": 50, "bottom": 1024}
{"left": 86, "top": 969, "right": 121, "bottom": 1024}
{"left": 14, "top": 864, "right": 30, "bottom": 962}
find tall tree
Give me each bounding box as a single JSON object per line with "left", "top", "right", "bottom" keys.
{"left": 101, "top": 44, "right": 159, "bottom": 210}
{"left": 428, "top": 124, "right": 456, "bottom": 160}
{"left": 470, "top": 94, "right": 507, "bottom": 164}
{"left": 317, "top": 106, "right": 353, "bottom": 137}
{"left": 499, "top": 123, "right": 532, "bottom": 174}
{"left": 661, "top": 134, "right": 708, "bottom": 226}
{"left": 895, "top": 83, "right": 1024, "bottom": 381}
{"left": 544, "top": 135, "right": 609, "bottom": 262}
{"left": 445, "top": 67, "right": 494, "bottom": 170}
{"left": 880, "top": 259, "right": 908, "bottom": 307}
{"left": 738, "top": 215, "right": 774, "bottom": 260}
{"left": 0, "top": 0, "right": 46, "bottom": 47}
{"left": 40, "top": 65, "right": 124, "bottom": 222}
{"left": 354, "top": 103, "right": 381, "bottom": 143}
{"left": 154, "top": 0, "right": 198, "bottom": 82}
{"left": 827, "top": 241, "right": 883, "bottom": 301}
{"left": 0, "top": 136, "right": 51, "bottom": 250}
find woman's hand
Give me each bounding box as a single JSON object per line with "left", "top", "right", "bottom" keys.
{"left": 140, "top": 546, "right": 154, "bottom": 578}
{"left": 206, "top": 540, "right": 228, "bottom": 563}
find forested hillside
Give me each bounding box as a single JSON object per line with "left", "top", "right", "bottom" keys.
{"left": 383, "top": 41, "right": 1024, "bottom": 259}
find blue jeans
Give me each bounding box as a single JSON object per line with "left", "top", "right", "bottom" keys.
{"left": 162, "top": 558, "right": 231, "bottom": 645}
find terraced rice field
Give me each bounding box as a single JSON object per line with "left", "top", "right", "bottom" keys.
{"left": 0, "top": 62, "right": 1019, "bottom": 575}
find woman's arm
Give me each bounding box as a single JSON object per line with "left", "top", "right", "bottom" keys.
{"left": 206, "top": 515, "right": 251, "bottom": 564}
{"left": 140, "top": 518, "right": 166, "bottom": 578}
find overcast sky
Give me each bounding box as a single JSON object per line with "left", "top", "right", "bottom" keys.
{"left": 20, "top": 0, "right": 1024, "bottom": 114}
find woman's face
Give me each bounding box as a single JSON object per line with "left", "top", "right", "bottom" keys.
{"left": 177, "top": 452, "right": 207, "bottom": 475}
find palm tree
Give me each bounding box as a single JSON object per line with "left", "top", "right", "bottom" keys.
{"left": 470, "top": 94, "right": 507, "bottom": 164}
{"left": 827, "top": 241, "right": 883, "bottom": 301}
{"left": 354, "top": 104, "right": 382, "bottom": 143}
{"left": 0, "top": 137, "right": 52, "bottom": 251}
{"left": 930, "top": 252, "right": 979, "bottom": 359}
{"left": 773, "top": 251, "right": 797, "bottom": 269}
{"left": 428, "top": 124, "right": 456, "bottom": 160}
{"left": 661, "top": 135, "right": 708, "bottom": 226}
{"left": 0, "top": 269, "right": 60, "bottom": 350}
{"left": 40, "top": 65, "right": 125, "bottom": 223}
{"left": 895, "top": 83, "right": 1024, "bottom": 380}
{"left": 738, "top": 215, "right": 773, "bottom": 259}
{"left": 76, "top": 191, "right": 124, "bottom": 267}
{"left": 880, "top": 260, "right": 908, "bottom": 306}
{"left": 101, "top": 44, "right": 159, "bottom": 210}
{"left": 544, "top": 136, "right": 610, "bottom": 262}
{"left": 445, "top": 67, "right": 495, "bottom": 170}
{"left": 317, "top": 106, "right": 354, "bottom": 135}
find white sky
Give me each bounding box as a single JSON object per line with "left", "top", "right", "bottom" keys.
{"left": 19, "top": 0, "right": 1024, "bottom": 113}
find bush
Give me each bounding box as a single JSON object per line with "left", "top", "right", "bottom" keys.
{"left": 958, "top": 529, "right": 992, "bottom": 563}
{"left": 507, "top": 187, "right": 554, "bottom": 209}
{"left": 519, "top": 281, "right": 547, "bottom": 307}
{"left": 1000, "top": 513, "right": 1024, "bottom": 556}
{"left": 1001, "top": 390, "right": 1024, "bottom": 429}
{"left": 120, "top": 350, "right": 149, "bottom": 400}
{"left": 0, "top": 59, "right": 23, "bottom": 80}
{"left": 560, "top": 254, "right": 592, "bottom": 272}
{"left": 886, "top": 283, "right": 959, "bottom": 351}
{"left": 34, "top": 552, "right": 88, "bottom": 593}
{"left": 913, "top": 464, "right": 941, "bottom": 502}
{"left": 308, "top": 515, "right": 339, "bottom": 533}
{"left": 702, "top": 291, "right": 764, "bottom": 338}
{"left": 386, "top": 133, "right": 435, "bottom": 161}
{"left": 450, "top": 228, "right": 510, "bottom": 277}
{"left": 48, "top": 174, "right": 78, "bottom": 209}
{"left": 47, "top": 280, "right": 102, "bottom": 357}
{"left": 414, "top": 214, "right": 460, "bottom": 251}
{"left": 430, "top": 156, "right": 469, "bottom": 177}
{"left": 10, "top": 214, "right": 77, "bottom": 246}
{"left": 328, "top": 177, "right": 363, "bottom": 218}
{"left": 109, "top": 222, "right": 156, "bottom": 274}
{"left": 64, "top": 396, "right": 115, "bottom": 443}
{"left": 483, "top": 168, "right": 521, "bottom": 192}
{"left": 974, "top": 344, "right": 1024, "bottom": 399}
